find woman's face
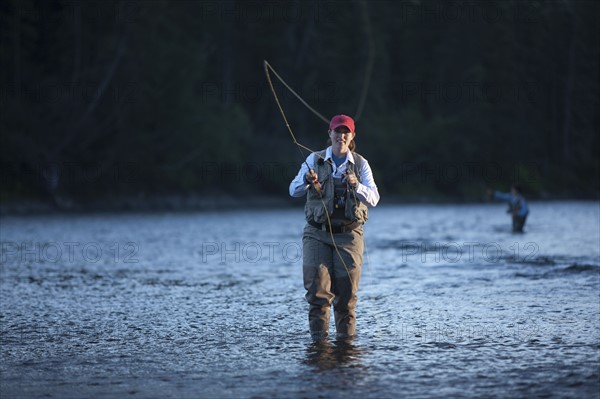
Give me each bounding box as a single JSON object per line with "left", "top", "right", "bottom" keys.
{"left": 329, "top": 126, "right": 355, "bottom": 153}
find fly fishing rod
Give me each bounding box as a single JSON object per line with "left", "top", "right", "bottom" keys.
{"left": 263, "top": 60, "right": 324, "bottom": 194}
{"left": 264, "top": 59, "right": 358, "bottom": 287}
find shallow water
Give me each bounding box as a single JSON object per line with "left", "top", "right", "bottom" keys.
{"left": 1, "top": 201, "right": 599, "bottom": 398}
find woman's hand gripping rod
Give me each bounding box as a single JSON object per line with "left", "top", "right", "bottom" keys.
{"left": 305, "top": 162, "right": 322, "bottom": 195}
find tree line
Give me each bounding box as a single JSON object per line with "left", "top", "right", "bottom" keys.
{"left": 1, "top": 0, "right": 598, "bottom": 209}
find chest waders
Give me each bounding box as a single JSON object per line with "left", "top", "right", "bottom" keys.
{"left": 302, "top": 150, "right": 368, "bottom": 340}
{"left": 263, "top": 60, "right": 376, "bottom": 340}
{"left": 304, "top": 150, "right": 368, "bottom": 229}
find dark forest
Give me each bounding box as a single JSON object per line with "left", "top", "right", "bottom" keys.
{"left": 1, "top": 0, "right": 598, "bottom": 210}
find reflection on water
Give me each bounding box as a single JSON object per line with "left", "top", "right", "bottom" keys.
{"left": 304, "top": 337, "right": 367, "bottom": 371}
{"left": 1, "top": 202, "right": 598, "bottom": 398}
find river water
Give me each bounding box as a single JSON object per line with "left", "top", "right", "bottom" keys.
{"left": 1, "top": 201, "right": 599, "bottom": 398}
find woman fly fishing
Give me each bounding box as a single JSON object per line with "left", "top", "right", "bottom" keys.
{"left": 289, "top": 115, "right": 380, "bottom": 340}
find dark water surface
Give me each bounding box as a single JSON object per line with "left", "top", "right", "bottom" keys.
{"left": 1, "top": 202, "right": 599, "bottom": 398}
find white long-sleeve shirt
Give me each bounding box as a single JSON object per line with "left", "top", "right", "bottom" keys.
{"left": 288, "top": 147, "right": 380, "bottom": 207}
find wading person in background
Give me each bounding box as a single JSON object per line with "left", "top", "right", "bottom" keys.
{"left": 487, "top": 184, "right": 529, "bottom": 233}
{"left": 289, "top": 115, "right": 380, "bottom": 340}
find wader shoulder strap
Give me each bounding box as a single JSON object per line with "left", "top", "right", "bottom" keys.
{"left": 351, "top": 151, "right": 364, "bottom": 183}
{"left": 315, "top": 150, "right": 327, "bottom": 165}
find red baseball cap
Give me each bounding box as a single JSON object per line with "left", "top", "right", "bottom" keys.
{"left": 329, "top": 114, "right": 355, "bottom": 133}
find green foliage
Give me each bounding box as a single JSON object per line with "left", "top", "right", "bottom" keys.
{"left": 1, "top": 0, "right": 598, "bottom": 207}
